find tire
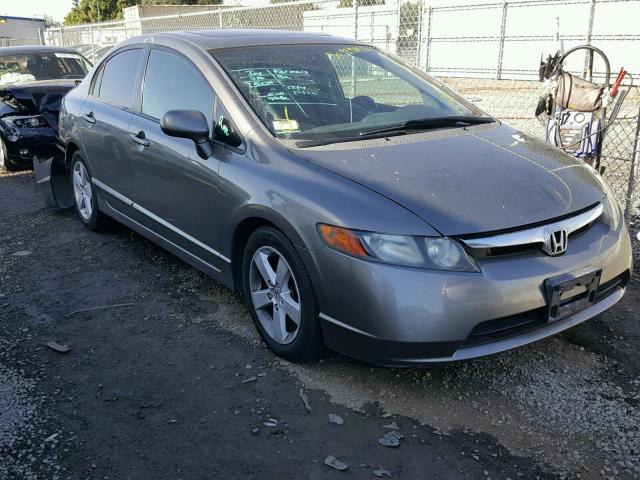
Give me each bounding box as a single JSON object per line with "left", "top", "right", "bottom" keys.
{"left": 70, "top": 152, "right": 106, "bottom": 230}
{"left": 242, "top": 226, "right": 324, "bottom": 362}
{"left": 0, "top": 137, "right": 19, "bottom": 173}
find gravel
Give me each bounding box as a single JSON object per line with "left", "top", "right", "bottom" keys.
{"left": 133, "top": 229, "right": 640, "bottom": 477}
{"left": 0, "top": 365, "right": 38, "bottom": 479}
{"left": 1, "top": 171, "right": 638, "bottom": 478}
{"left": 176, "top": 248, "right": 640, "bottom": 477}
{"left": 442, "top": 345, "right": 640, "bottom": 477}
{"left": 0, "top": 328, "right": 65, "bottom": 480}
{"left": 285, "top": 333, "right": 640, "bottom": 477}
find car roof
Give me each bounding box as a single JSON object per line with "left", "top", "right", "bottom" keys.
{"left": 130, "top": 29, "right": 365, "bottom": 50}
{"left": 0, "top": 45, "right": 84, "bottom": 56}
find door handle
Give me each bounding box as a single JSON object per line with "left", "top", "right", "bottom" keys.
{"left": 129, "top": 131, "right": 150, "bottom": 147}
{"left": 83, "top": 111, "right": 96, "bottom": 124}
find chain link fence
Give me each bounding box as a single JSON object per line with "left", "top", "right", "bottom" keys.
{"left": 37, "top": 0, "right": 640, "bottom": 221}
{"left": 0, "top": 37, "right": 43, "bottom": 47}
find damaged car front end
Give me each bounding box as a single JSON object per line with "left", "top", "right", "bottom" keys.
{"left": 0, "top": 81, "right": 73, "bottom": 167}
{"left": 0, "top": 46, "right": 90, "bottom": 206}
{"left": 0, "top": 81, "right": 81, "bottom": 207}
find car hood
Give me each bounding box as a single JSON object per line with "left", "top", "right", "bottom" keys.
{"left": 0, "top": 79, "right": 79, "bottom": 130}
{"left": 292, "top": 124, "right": 606, "bottom": 236}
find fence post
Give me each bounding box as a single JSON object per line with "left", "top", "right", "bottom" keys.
{"left": 353, "top": 0, "right": 359, "bottom": 40}
{"left": 496, "top": 0, "right": 508, "bottom": 80}
{"left": 370, "top": 9, "right": 374, "bottom": 44}
{"left": 89, "top": 23, "right": 95, "bottom": 61}
{"left": 349, "top": 0, "right": 359, "bottom": 99}
{"left": 583, "top": 0, "right": 596, "bottom": 79}
{"left": 424, "top": 5, "right": 432, "bottom": 72}
{"left": 395, "top": 0, "right": 402, "bottom": 57}
{"left": 623, "top": 108, "right": 640, "bottom": 224}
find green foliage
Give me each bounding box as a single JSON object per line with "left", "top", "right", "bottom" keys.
{"left": 64, "top": 0, "right": 221, "bottom": 25}
{"left": 64, "top": 0, "right": 135, "bottom": 24}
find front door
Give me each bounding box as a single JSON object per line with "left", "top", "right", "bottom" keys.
{"left": 127, "top": 47, "right": 228, "bottom": 269}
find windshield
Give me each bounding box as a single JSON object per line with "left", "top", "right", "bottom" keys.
{"left": 210, "top": 44, "right": 483, "bottom": 144}
{"left": 0, "top": 52, "right": 90, "bottom": 87}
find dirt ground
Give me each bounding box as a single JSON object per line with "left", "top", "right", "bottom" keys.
{"left": 1, "top": 172, "right": 639, "bottom": 480}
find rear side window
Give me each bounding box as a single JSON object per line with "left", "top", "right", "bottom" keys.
{"left": 98, "top": 48, "right": 142, "bottom": 108}
{"left": 141, "top": 49, "right": 213, "bottom": 127}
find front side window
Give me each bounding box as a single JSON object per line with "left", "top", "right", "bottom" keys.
{"left": 98, "top": 48, "right": 142, "bottom": 108}
{"left": 210, "top": 44, "right": 482, "bottom": 144}
{"left": 142, "top": 49, "right": 214, "bottom": 127}
{"left": 0, "top": 52, "right": 90, "bottom": 86}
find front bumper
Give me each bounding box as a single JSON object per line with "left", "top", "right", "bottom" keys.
{"left": 2, "top": 126, "right": 61, "bottom": 168}
{"left": 309, "top": 219, "right": 632, "bottom": 366}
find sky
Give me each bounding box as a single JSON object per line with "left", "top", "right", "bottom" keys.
{"left": 1, "top": 0, "right": 74, "bottom": 22}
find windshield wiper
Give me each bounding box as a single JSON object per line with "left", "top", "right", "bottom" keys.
{"left": 293, "top": 116, "right": 495, "bottom": 148}
{"left": 294, "top": 130, "right": 407, "bottom": 148}
{"left": 358, "top": 115, "right": 495, "bottom": 136}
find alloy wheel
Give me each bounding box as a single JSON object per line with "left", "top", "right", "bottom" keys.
{"left": 72, "top": 161, "right": 93, "bottom": 221}
{"left": 249, "top": 246, "right": 302, "bottom": 345}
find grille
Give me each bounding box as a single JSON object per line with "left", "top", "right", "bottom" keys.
{"left": 460, "top": 203, "right": 603, "bottom": 258}
{"left": 594, "top": 271, "right": 630, "bottom": 303}
{"left": 464, "top": 308, "right": 547, "bottom": 347}
{"left": 463, "top": 270, "right": 630, "bottom": 347}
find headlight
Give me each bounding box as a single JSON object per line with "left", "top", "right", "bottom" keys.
{"left": 583, "top": 163, "right": 622, "bottom": 230}
{"left": 317, "top": 224, "right": 479, "bottom": 272}
{"left": 601, "top": 193, "right": 621, "bottom": 230}
{"left": 2, "top": 115, "right": 47, "bottom": 129}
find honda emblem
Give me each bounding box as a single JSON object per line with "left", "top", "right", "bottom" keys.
{"left": 544, "top": 228, "right": 568, "bottom": 256}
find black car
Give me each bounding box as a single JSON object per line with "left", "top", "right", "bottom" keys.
{"left": 0, "top": 46, "right": 91, "bottom": 172}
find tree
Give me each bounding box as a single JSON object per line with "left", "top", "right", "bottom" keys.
{"left": 64, "top": 0, "right": 136, "bottom": 24}
{"left": 64, "top": 0, "right": 221, "bottom": 25}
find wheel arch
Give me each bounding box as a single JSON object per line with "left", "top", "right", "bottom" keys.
{"left": 64, "top": 141, "right": 81, "bottom": 169}
{"left": 228, "top": 206, "right": 319, "bottom": 294}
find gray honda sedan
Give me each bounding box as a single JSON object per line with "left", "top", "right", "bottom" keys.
{"left": 48, "top": 30, "right": 631, "bottom": 365}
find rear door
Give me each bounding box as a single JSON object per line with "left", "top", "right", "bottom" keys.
{"left": 126, "top": 46, "right": 230, "bottom": 269}
{"left": 77, "top": 46, "right": 143, "bottom": 202}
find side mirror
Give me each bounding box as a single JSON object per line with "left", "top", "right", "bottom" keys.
{"left": 161, "top": 109, "right": 213, "bottom": 159}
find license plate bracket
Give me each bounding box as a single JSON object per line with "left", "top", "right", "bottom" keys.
{"left": 545, "top": 267, "right": 602, "bottom": 323}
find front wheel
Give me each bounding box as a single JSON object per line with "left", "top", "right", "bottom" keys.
{"left": 70, "top": 152, "right": 106, "bottom": 230}
{"left": 242, "top": 227, "right": 324, "bottom": 362}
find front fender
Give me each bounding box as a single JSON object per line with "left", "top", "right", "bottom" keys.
{"left": 225, "top": 203, "right": 310, "bottom": 254}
